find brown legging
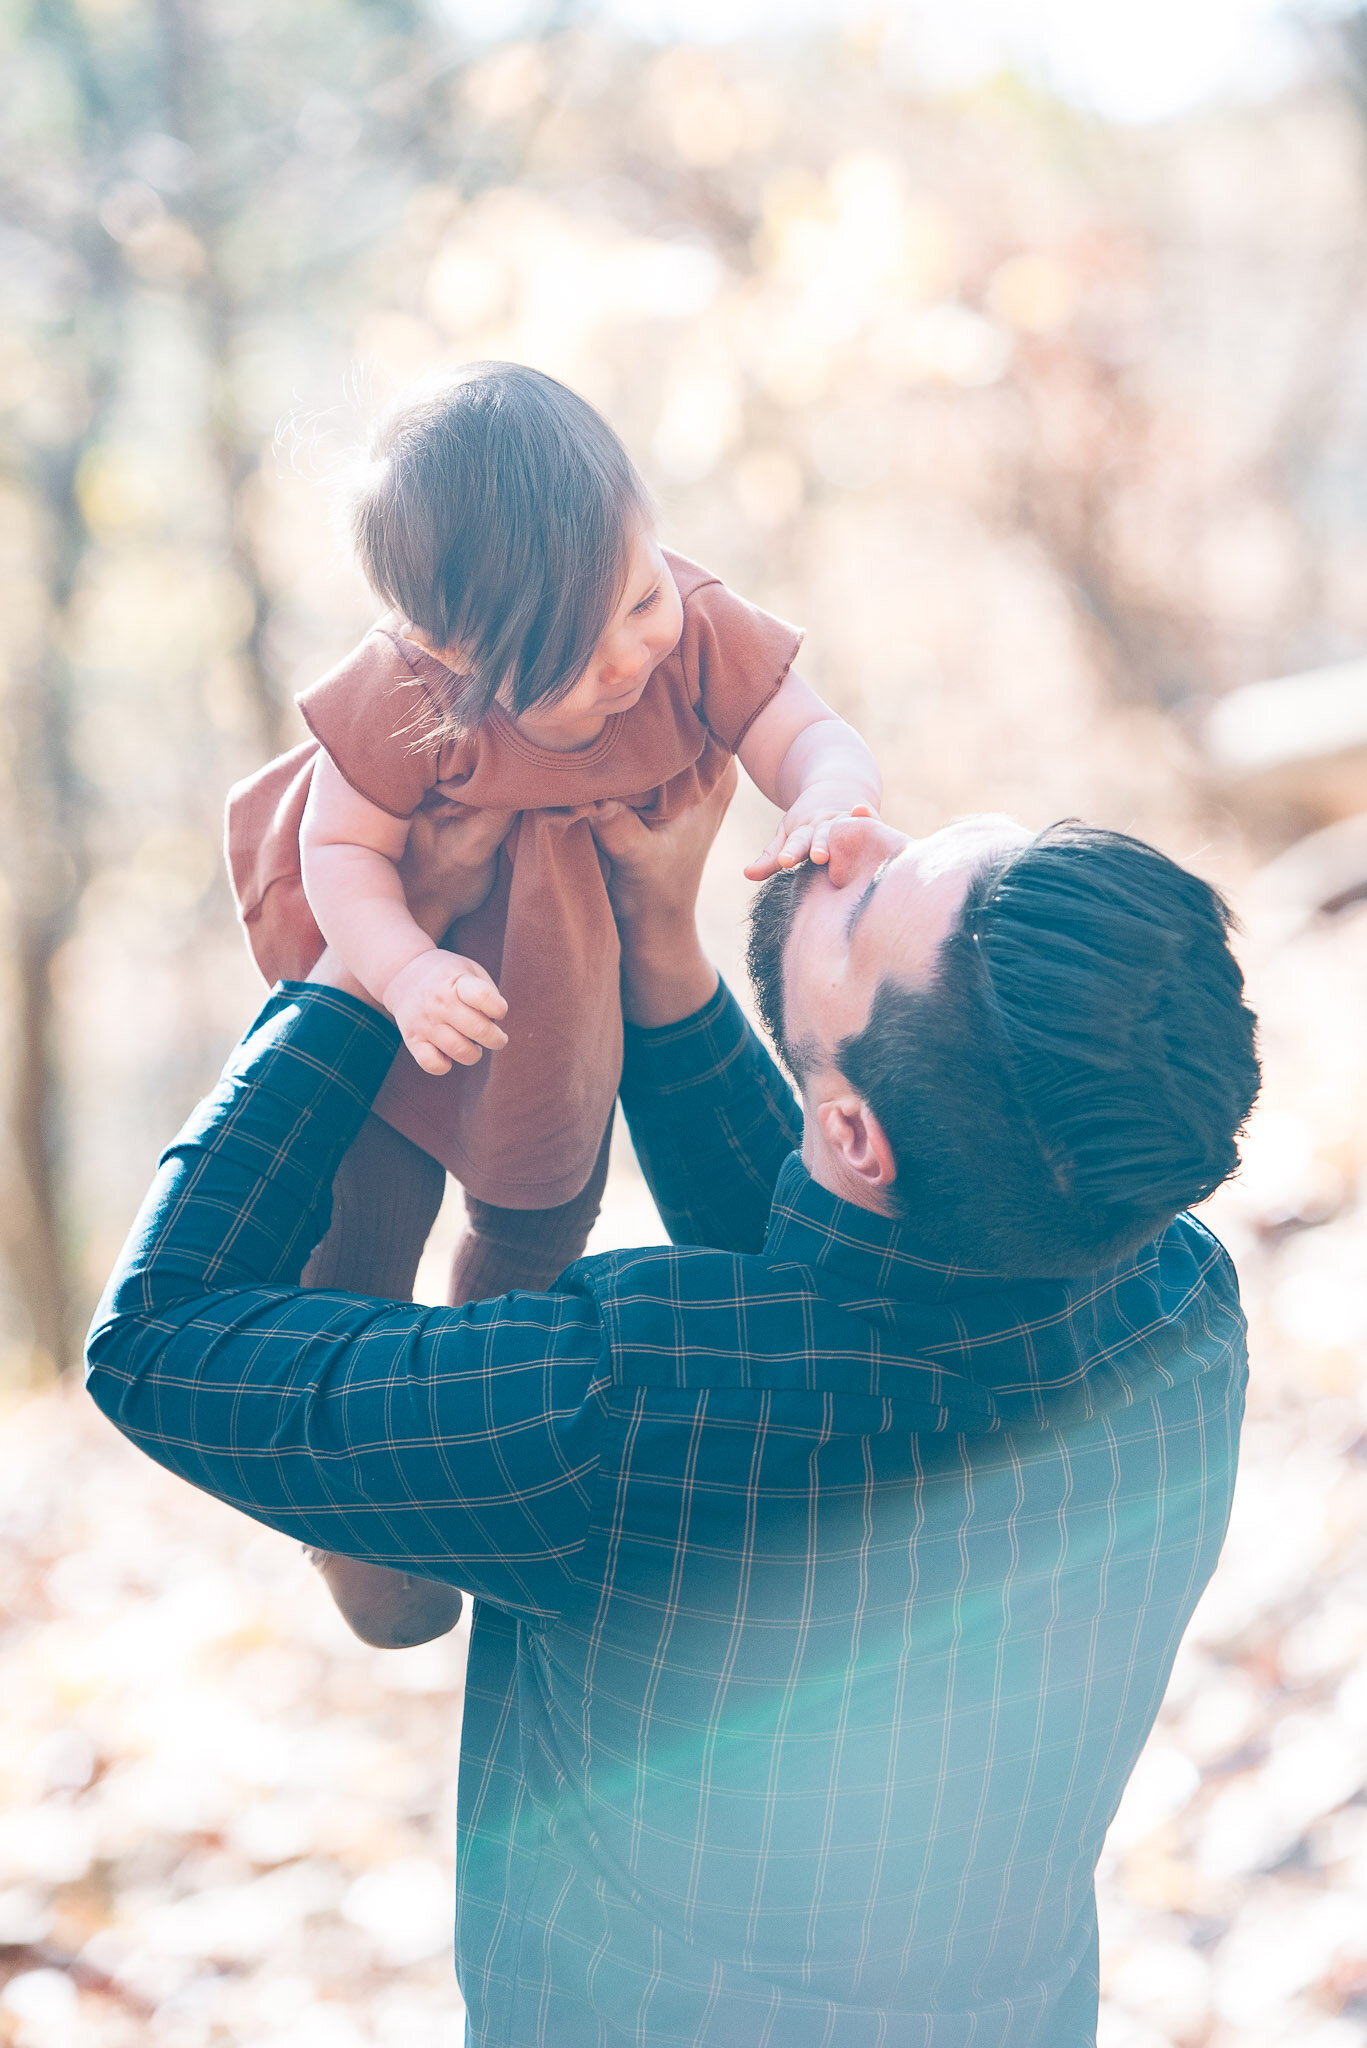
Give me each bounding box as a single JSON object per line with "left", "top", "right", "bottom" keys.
{"left": 302, "top": 1111, "right": 614, "bottom": 1306}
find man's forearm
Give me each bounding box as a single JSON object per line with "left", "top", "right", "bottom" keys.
{"left": 592, "top": 766, "right": 801, "bottom": 1248}
{"left": 620, "top": 980, "right": 802, "bottom": 1254}
{"left": 618, "top": 914, "right": 718, "bottom": 1028}
{"left": 84, "top": 983, "right": 408, "bottom": 1544}
{"left": 110, "top": 984, "right": 398, "bottom": 1301}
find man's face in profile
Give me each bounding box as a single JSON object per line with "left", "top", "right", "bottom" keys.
{"left": 748, "top": 812, "right": 1033, "bottom": 1084}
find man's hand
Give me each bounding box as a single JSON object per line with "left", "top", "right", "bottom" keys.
{"left": 400, "top": 803, "right": 517, "bottom": 944}
{"left": 380, "top": 948, "right": 509, "bottom": 1075}
{"left": 592, "top": 763, "right": 736, "bottom": 1027}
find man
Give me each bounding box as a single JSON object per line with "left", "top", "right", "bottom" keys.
{"left": 86, "top": 785, "right": 1259, "bottom": 2047}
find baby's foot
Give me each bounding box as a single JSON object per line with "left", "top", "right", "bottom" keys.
{"left": 306, "top": 1549, "right": 464, "bottom": 1648}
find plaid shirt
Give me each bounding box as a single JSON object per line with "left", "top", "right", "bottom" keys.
{"left": 87, "top": 979, "right": 1247, "bottom": 2048}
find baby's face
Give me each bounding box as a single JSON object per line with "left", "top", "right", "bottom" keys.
{"left": 515, "top": 528, "right": 683, "bottom": 747}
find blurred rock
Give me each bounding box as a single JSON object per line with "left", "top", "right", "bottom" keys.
{"left": 1202, "top": 662, "right": 1367, "bottom": 829}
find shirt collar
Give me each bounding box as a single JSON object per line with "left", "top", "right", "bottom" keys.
{"left": 762, "top": 1153, "right": 1010, "bottom": 1307}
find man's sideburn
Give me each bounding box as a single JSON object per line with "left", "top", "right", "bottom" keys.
{"left": 745, "top": 862, "right": 818, "bottom": 1078}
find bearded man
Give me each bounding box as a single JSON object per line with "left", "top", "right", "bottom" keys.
{"left": 88, "top": 775, "right": 1258, "bottom": 2047}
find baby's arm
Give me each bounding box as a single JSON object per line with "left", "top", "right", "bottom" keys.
{"left": 301, "top": 753, "right": 508, "bottom": 1076}
{"left": 737, "top": 672, "right": 882, "bottom": 880}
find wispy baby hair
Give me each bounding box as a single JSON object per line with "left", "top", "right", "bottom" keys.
{"left": 351, "top": 361, "right": 653, "bottom": 729}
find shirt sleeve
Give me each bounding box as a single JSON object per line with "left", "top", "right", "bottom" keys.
{"left": 619, "top": 979, "right": 802, "bottom": 1253}
{"left": 680, "top": 576, "right": 805, "bottom": 754}
{"left": 84, "top": 984, "right": 610, "bottom": 1621}
{"left": 296, "top": 632, "right": 446, "bottom": 819}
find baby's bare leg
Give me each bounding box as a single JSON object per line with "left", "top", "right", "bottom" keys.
{"left": 303, "top": 1115, "right": 464, "bottom": 1648}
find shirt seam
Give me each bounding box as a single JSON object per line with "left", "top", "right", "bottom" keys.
{"left": 483, "top": 699, "right": 627, "bottom": 772}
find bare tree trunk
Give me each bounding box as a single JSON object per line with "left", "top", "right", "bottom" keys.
{"left": 5, "top": 428, "right": 113, "bottom": 1376}
{"left": 1, "top": 0, "right": 125, "bottom": 1377}
{"left": 153, "top": 0, "right": 291, "bottom": 758}
{"left": 9, "top": 927, "right": 72, "bottom": 1377}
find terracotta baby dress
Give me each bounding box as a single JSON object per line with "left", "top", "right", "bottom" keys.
{"left": 225, "top": 551, "right": 802, "bottom": 1209}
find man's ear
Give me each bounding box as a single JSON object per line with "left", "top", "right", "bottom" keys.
{"left": 815, "top": 1091, "right": 897, "bottom": 1198}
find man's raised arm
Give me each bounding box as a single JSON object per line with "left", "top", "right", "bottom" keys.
{"left": 84, "top": 978, "right": 612, "bottom": 1619}
{"left": 594, "top": 768, "right": 802, "bottom": 1255}
{"left": 85, "top": 772, "right": 800, "bottom": 1600}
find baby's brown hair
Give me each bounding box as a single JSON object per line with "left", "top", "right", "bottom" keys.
{"left": 351, "top": 362, "right": 652, "bottom": 728}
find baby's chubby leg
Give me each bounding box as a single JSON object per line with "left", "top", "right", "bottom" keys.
{"left": 305, "top": 1118, "right": 612, "bottom": 1645}
{"left": 302, "top": 1113, "right": 464, "bottom": 1648}
{"left": 447, "top": 1118, "right": 614, "bottom": 1304}
{"left": 302, "top": 1110, "right": 444, "bottom": 1296}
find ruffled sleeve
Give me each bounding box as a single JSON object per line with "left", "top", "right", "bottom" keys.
{"left": 674, "top": 568, "right": 805, "bottom": 754}
{"left": 296, "top": 627, "right": 447, "bottom": 820}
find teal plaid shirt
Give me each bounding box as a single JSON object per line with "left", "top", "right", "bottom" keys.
{"left": 86, "top": 979, "right": 1247, "bottom": 2047}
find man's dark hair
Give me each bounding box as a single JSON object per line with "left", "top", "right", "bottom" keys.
{"left": 835, "top": 823, "right": 1261, "bottom": 1276}
{"left": 351, "top": 361, "right": 653, "bottom": 730}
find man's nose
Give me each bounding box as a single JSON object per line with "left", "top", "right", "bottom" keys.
{"left": 823, "top": 811, "right": 900, "bottom": 888}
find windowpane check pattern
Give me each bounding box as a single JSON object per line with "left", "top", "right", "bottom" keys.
{"left": 87, "top": 980, "right": 1247, "bottom": 2047}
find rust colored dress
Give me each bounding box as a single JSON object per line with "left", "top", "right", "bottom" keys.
{"left": 225, "top": 552, "right": 802, "bottom": 1210}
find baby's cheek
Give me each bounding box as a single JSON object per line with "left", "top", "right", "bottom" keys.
{"left": 658, "top": 585, "right": 684, "bottom": 655}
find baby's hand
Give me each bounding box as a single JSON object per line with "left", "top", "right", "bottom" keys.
{"left": 744, "top": 788, "right": 881, "bottom": 882}
{"left": 382, "top": 949, "right": 509, "bottom": 1076}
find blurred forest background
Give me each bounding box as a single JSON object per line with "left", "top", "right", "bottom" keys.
{"left": 5, "top": 1, "right": 1367, "bottom": 2043}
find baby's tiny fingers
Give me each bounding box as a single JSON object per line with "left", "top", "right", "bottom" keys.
{"left": 427, "top": 1022, "right": 485, "bottom": 1068}
{"left": 409, "top": 1037, "right": 454, "bottom": 1077}
{"left": 456, "top": 973, "right": 508, "bottom": 1020}
{"left": 779, "top": 827, "right": 814, "bottom": 868}
{"left": 446, "top": 1002, "right": 507, "bottom": 1050}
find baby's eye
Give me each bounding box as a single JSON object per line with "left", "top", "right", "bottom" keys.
{"left": 632, "top": 587, "right": 661, "bottom": 615}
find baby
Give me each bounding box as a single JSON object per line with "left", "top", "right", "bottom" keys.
{"left": 226, "top": 361, "right": 880, "bottom": 1644}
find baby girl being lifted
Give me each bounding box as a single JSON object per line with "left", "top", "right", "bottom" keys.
{"left": 227, "top": 361, "right": 880, "bottom": 1649}
{"left": 298, "top": 377, "right": 881, "bottom": 1078}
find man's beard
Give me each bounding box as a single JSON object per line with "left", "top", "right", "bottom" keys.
{"left": 745, "top": 863, "right": 817, "bottom": 1078}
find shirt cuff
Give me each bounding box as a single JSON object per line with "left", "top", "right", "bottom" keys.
{"left": 269, "top": 978, "right": 400, "bottom": 1062}
{"left": 177, "top": 979, "right": 402, "bottom": 1165}
{"left": 619, "top": 977, "right": 755, "bottom": 1102}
